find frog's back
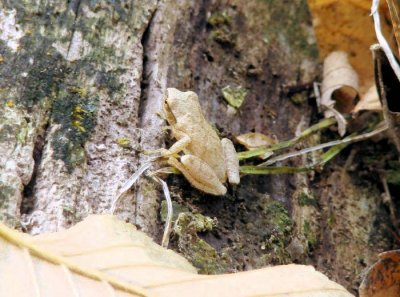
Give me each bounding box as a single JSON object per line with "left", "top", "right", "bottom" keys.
{"left": 167, "top": 88, "right": 226, "bottom": 182}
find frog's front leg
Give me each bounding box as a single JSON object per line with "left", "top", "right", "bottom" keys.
{"left": 221, "top": 138, "right": 240, "bottom": 185}
{"left": 162, "top": 132, "right": 191, "bottom": 156}
{"left": 168, "top": 155, "right": 227, "bottom": 196}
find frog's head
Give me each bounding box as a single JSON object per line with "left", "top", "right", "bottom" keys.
{"left": 164, "top": 88, "right": 202, "bottom": 121}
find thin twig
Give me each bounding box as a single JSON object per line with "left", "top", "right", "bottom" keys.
{"left": 258, "top": 122, "right": 388, "bottom": 166}
{"left": 380, "top": 173, "right": 400, "bottom": 230}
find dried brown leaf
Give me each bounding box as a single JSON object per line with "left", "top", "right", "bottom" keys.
{"left": 359, "top": 250, "right": 400, "bottom": 297}
{"left": 0, "top": 215, "right": 354, "bottom": 297}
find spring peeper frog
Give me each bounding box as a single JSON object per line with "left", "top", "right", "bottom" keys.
{"left": 162, "top": 88, "right": 240, "bottom": 195}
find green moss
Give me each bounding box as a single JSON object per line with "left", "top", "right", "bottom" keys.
{"left": 327, "top": 214, "right": 336, "bottom": 228}
{"left": 174, "top": 212, "right": 216, "bottom": 236}
{"left": 160, "top": 201, "right": 190, "bottom": 223}
{"left": 265, "top": 201, "right": 292, "bottom": 234}
{"left": 261, "top": 0, "right": 319, "bottom": 59}
{"left": 386, "top": 161, "right": 400, "bottom": 185}
{"left": 51, "top": 88, "right": 98, "bottom": 172}
{"left": 115, "top": 137, "right": 131, "bottom": 149}
{"left": 174, "top": 212, "right": 224, "bottom": 274}
{"left": 207, "top": 11, "right": 232, "bottom": 27}
{"left": 259, "top": 200, "right": 293, "bottom": 264}
{"left": 0, "top": 183, "right": 14, "bottom": 209}
{"left": 290, "top": 93, "right": 308, "bottom": 105}
{"left": 297, "top": 191, "right": 318, "bottom": 207}
{"left": 221, "top": 85, "right": 248, "bottom": 108}
{"left": 303, "top": 220, "right": 317, "bottom": 248}
{"left": 207, "top": 10, "right": 236, "bottom": 47}
{"left": 209, "top": 28, "right": 237, "bottom": 47}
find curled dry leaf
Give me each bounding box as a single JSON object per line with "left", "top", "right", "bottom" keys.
{"left": 320, "top": 51, "right": 359, "bottom": 135}
{"left": 359, "top": 250, "right": 400, "bottom": 297}
{"left": 352, "top": 84, "right": 382, "bottom": 113}
{"left": 0, "top": 214, "right": 354, "bottom": 297}
{"left": 236, "top": 132, "right": 276, "bottom": 159}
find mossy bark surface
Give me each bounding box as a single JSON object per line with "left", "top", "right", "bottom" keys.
{"left": 0, "top": 0, "right": 394, "bottom": 294}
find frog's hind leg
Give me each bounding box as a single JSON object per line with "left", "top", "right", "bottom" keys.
{"left": 168, "top": 155, "right": 227, "bottom": 196}
{"left": 221, "top": 138, "right": 240, "bottom": 185}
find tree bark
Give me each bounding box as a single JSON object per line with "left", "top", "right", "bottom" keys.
{"left": 0, "top": 0, "right": 394, "bottom": 294}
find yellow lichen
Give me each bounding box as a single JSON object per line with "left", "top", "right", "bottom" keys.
{"left": 116, "top": 137, "right": 131, "bottom": 148}
{"left": 5, "top": 100, "right": 14, "bottom": 108}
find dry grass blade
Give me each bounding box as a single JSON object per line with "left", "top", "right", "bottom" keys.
{"left": 259, "top": 123, "right": 388, "bottom": 166}
{"left": 111, "top": 159, "right": 155, "bottom": 213}
{"left": 150, "top": 175, "right": 173, "bottom": 248}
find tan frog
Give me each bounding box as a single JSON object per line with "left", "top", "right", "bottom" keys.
{"left": 161, "top": 88, "right": 240, "bottom": 195}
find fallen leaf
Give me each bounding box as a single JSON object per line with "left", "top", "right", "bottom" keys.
{"left": 236, "top": 132, "right": 277, "bottom": 149}
{"left": 0, "top": 215, "right": 354, "bottom": 297}
{"left": 359, "top": 250, "right": 400, "bottom": 297}
{"left": 320, "top": 51, "right": 359, "bottom": 116}
{"left": 308, "top": 0, "right": 392, "bottom": 93}
{"left": 352, "top": 84, "right": 382, "bottom": 113}
{"left": 236, "top": 132, "right": 276, "bottom": 159}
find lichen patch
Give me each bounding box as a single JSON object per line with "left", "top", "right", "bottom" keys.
{"left": 0, "top": 9, "right": 25, "bottom": 52}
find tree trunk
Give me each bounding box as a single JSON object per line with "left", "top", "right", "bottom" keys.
{"left": 0, "top": 0, "right": 394, "bottom": 294}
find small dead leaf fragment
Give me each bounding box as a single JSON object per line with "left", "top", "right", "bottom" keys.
{"left": 353, "top": 84, "right": 382, "bottom": 113}
{"left": 221, "top": 85, "right": 248, "bottom": 108}
{"left": 359, "top": 250, "right": 400, "bottom": 297}
{"left": 236, "top": 132, "right": 276, "bottom": 149}
{"left": 321, "top": 51, "right": 359, "bottom": 116}
{"left": 236, "top": 132, "right": 276, "bottom": 159}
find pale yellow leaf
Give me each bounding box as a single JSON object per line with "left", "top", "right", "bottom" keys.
{"left": 236, "top": 132, "right": 277, "bottom": 149}
{"left": 353, "top": 84, "right": 382, "bottom": 113}
{"left": 236, "top": 132, "right": 276, "bottom": 159}
{"left": 0, "top": 215, "right": 354, "bottom": 297}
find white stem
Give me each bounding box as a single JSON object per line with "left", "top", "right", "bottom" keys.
{"left": 259, "top": 123, "right": 388, "bottom": 166}
{"left": 371, "top": 0, "right": 400, "bottom": 82}
{"left": 110, "top": 158, "right": 156, "bottom": 213}
{"left": 151, "top": 175, "right": 173, "bottom": 248}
